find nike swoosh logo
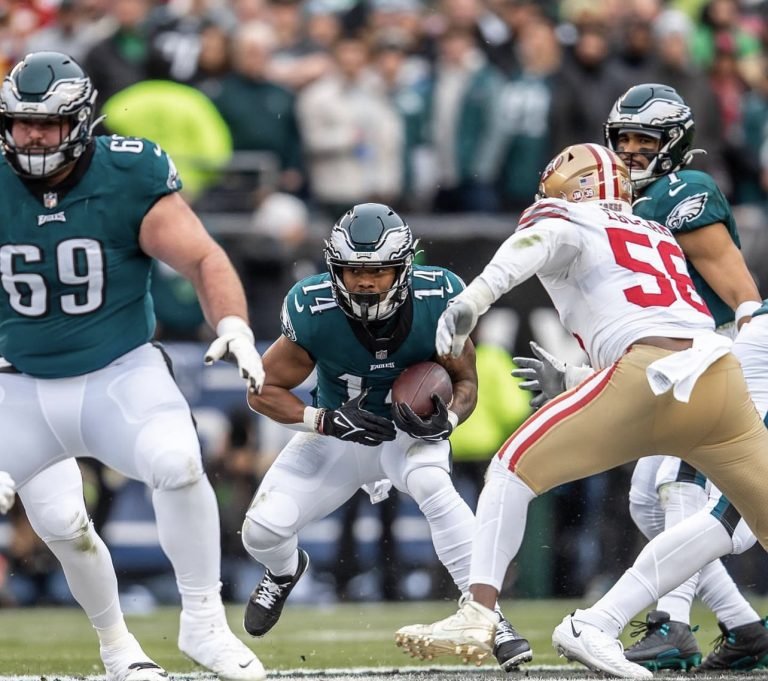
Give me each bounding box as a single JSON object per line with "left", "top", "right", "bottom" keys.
{"left": 668, "top": 183, "right": 688, "bottom": 197}
{"left": 570, "top": 619, "right": 582, "bottom": 638}
{"left": 294, "top": 296, "right": 304, "bottom": 313}
{"left": 239, "top": 660, "right": 254, "bottom": 668}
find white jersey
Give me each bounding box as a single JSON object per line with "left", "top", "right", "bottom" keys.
{"left": 478, "top": 198, "right": 715, "bottom": 369}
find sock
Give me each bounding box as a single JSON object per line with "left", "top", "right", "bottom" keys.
{"left": 241, "top": 520, "right": 300, "bottom": 578}
{"left": 152, "top": 477, "right": 222, "bottom": 609}
{"left": 46, "top": 526, "right": 126, "bottom": 631}
{"left": 418, "top": 486, "right": 474, "bottom": 594}
{"left": 697, "top": 559, "right": 760, "bottom": 629}
{"left": 580, "top": 509, "right": 734, "bottom": 636}
{"left": 469, "top": 461, "right": 536, "bottom": 591}
{"left": 655, "top": 482, "right": 709, "bottom": 623}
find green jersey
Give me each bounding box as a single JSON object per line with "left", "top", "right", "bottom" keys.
{"left": 0, "top": 135, "right": 182, "bottom": 378}
{"left": 634, "top": 169, "right": 739, "bottom": 327}
{"left": 280, "top": 266, "right": 464, "bottom": 418}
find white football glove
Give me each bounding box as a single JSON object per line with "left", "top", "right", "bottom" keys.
{"left": 436, "top": 299, "right": 479, "bottom": 358}
{"left": 0, "top": 471, "right": 16, "bottom": 515}
{"left": 204, "top": 316, "right": 265, "bottom": 394}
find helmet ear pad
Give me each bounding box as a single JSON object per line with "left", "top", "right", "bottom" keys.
{"left": 0, "top": 51, "right": 98, "bottom": 178}
{"left": 323, "top": 203, "right": 415, "bottom": 323}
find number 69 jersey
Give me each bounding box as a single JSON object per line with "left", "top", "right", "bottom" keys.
{"left": 503, "top": 198, "right": 715, "bottom": 370}
{"left": 280, "top": 266, "right": 465, "bottom": 418}
{"left": 0, "top": 135, "right": 181, "bottom": 378}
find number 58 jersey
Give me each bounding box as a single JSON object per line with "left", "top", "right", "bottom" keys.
{"left": 503, "top": 199, "right": 715, "bottom": 370}
{"left": 0, "top": 135, "right": 181, "bottom": 378}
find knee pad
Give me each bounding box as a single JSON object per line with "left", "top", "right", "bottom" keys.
{"left": 24, "top": 494, "right": 90, "bottom": 543}
{"left": 242, "top": 515, "right": 286, "bottom": 553}
{"left": 629, "top": 495, "right": 665, "bottom": 540}
{"left": 404, "top": 465, "right": 452, "bottom": 505}
{"left": 244, "top": 487, "right": 302, "bottom": 538}
{"left": 134, "top": 415, "right": 203, "bottom": 490}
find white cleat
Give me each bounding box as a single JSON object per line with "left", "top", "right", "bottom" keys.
{"left": 395, "top": 599, "right": 498, "bottom": 666}
{"left": 101, "top": 634, "right": 168, "bottom": 681}
{"left": 179, "top": 610, "right": 266, "bottom": 681}
{"left": 552, "top": 611, "right": 653, "bottom": 680}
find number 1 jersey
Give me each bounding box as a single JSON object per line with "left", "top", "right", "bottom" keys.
{"left": 480, "top": 198, "right": 715, "bottom": 371}
{"left": 0, "top": 136, "right": 182, "bottom": 378}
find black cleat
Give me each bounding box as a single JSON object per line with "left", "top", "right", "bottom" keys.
{"left": 493, "top": 611, "right": 533, "bottom": 672}
{"left": 624, "top": 610, "right": 701, "bottom": 671}
{"left": 696, "top": 617, "right": 768, "bottom": 671}
{"left": 244, "top": 549, "right": 310, "bottom": 637}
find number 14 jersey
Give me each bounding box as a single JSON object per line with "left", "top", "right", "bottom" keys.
{"left": 484, "top": 198, "right": 715, "bottom": 371}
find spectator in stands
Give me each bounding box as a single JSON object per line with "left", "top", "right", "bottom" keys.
{"left": 429, "top": 26, "right": 504, "bottom": 213}
{"left": 297, "top": 34, "right": 403, "bottom": 217}
{"left": 371, "top": 29, "right": 431, "bottom": 210}
{"left": 146, "top": 0, "right": 233, "bottom": 84}
{"left": 548, "top": 20, "right": 629, "bottom": 152}
{"left": 24, "top": 0, "right": 98, "bottom": 62}
{"left": 648, "top": 9, "right": 729, "bottom": 190}
{"left": 266, "top": 0, "right": 333, "bottom": 90}
{"left": 305, "top": 0, "right": 343, "bottom": 52}
{"left": 188, "top": 20, "right": 232, "bottom": 98}
{"left": 691, "top": 0, "right": 761, "bottom": 70}
{"left": 82, "top": 0, "right": 153, "bottom": 110}
{"left": 212, "top": 21, "right": 304, "bottom": 195}
{"left": 483, "top": 13, "right": 560, "bottom": 211}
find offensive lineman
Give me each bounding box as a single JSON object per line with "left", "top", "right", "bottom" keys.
{"left": 0, "top": 52, "right": 265, "bottom": 681}
{"left": 393, "top": 144, "right": 768, "bottom": 679}
{"left": 243, "top": 202, "right": 532, "bottom": 672}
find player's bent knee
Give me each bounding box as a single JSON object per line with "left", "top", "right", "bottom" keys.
{"left": 242, "top": 516, "right": 286, "bottom": 553}
{"left": 26, "top": 498, "right": 91, "bottom": 542}
{"left": 145, "top": 448, "right": 204, "bottom": 490}
{"left": 629, "top": 496, "right": 665, "bottom": 540}
{"left": 404, "top": 465, "right": 452, "bottom": 503}
{"left": 243, "top": 487, "right": 302, "bottom": 539}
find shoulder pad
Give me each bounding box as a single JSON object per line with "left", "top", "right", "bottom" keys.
{"left": 517, "top": 199, "right": 570, "bottom": 231}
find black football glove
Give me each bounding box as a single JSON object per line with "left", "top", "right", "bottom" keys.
{"left": 511, "top": 341, "right": 566, "bottom": 409}
{"left": 392, "top": 394, "right": 453, "bottom": 442}
{"left": 320, "top": 388, "right": 396, "bottom": 446}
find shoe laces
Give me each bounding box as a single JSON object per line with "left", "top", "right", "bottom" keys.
{"left": 495, "top": 618, "right": 523, "bottom": 643}
{"left": 253, "top": 573, "right": 288, "bottom": 609}
{"left": 629, "top": 618, "right": 661, "bottom": 640}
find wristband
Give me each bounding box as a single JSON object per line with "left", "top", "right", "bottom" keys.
{"left": 303, "top": 406, "right": 327, "bottom": 433}
{"left": 447, "top": 410, "right": 459, "bottom": 430}
{"left": 735, "top": 300, "right": 762, "bottom": 324}
{"left": 215, "top": 315, "right": 255, "bottom": 342}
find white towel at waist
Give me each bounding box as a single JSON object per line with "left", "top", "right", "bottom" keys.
{"left": 362, "top": 479, "right": 392, "bottom": 504}
{"left": 646, "top": 333, "right": 733, "bottom": 403}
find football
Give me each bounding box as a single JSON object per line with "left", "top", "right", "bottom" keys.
{"left": 391, "top": 361, "right": 453, "bottom": 418}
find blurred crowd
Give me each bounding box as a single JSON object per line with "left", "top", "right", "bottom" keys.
{"left": 1, "top": 0, "right": 767, "bottom": 221}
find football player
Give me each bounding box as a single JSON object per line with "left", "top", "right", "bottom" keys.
{"left": 393, "top": 143, "right": 768, "bottom": 679}
{"left": 243, "top": 202, "right": 532, "bottom": 672}
{"left": 514, "top": 84, "right": 768, "bottom": 672}
{"left": 0, "top": 52, "right": 265, "bottom": 681}
{"left": 605, "top": 83, "right": 767, "bottom": 671}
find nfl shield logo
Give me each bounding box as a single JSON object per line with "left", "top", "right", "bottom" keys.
{"left": 43, "top": 192, "right": 58, "bottom": 209}
{"left": 375, "top": 350, "right": 388, "bottom": 360}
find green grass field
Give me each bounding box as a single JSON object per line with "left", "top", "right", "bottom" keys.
{"left": 2, "top": 598, "right": 768, "bottom": 678}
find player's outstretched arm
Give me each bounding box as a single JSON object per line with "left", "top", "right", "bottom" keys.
{"left": 138, "top": 192, "right": 265, "bottom": 393}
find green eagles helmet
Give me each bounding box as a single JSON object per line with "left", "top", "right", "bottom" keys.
{"left": 324, "top": 203, "right": 415, "bottom": 323}
{"left": 0, "top": 51, "right": 98, "bottom": 178}
{"left": 604, "top": 83, "right": 696, "bottom": 189}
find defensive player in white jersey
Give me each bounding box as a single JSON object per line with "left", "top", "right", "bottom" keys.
{"left": 393, "top": 143, "right": 768, "bottom": 679}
